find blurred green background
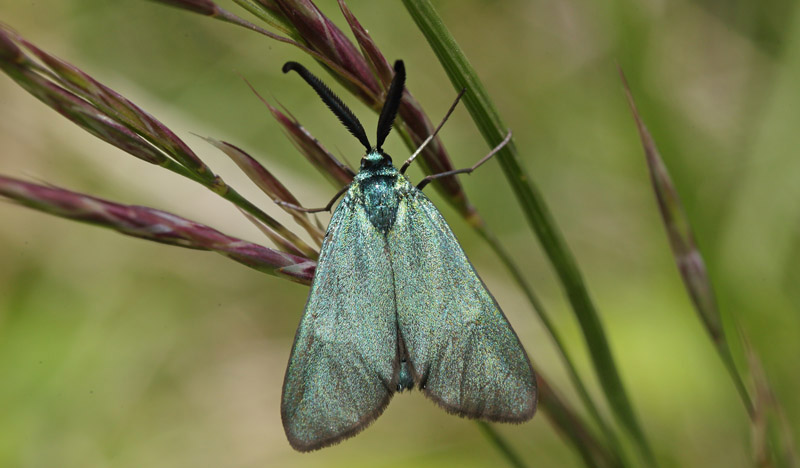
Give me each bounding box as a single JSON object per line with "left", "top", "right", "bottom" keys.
{"left": 1, "top": 1, "right": 798, "bottom": 466}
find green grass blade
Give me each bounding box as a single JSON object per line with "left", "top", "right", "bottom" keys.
{"left": 402, "top": 0, "right": 654, "bottom": 464}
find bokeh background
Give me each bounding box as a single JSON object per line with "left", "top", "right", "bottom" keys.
{"left": 1, "top": 1, "right": 798, "bottom": 467}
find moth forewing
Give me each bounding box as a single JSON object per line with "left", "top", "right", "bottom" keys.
{"left": 388, "top": 178, "right": 537, "bottom": 422}
{"left": 281, "top": 189, "right": 400, "bottom": 452}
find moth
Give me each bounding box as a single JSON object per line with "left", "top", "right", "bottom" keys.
{"left": 279, "top": 60, "right": 536, "bottom": 451}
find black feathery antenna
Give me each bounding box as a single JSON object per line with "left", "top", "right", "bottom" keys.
{"left": 375, "top": 61, "right": 406, "bottom": 151}
{"left": 282, "top": 62, "right": 371, "bottom": 152}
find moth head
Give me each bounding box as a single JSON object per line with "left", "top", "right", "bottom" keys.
{"left": 360, "top": 150, "right": 392, "bottom": 171}
{"left": 282, "top": 60, "right": 406, "bottom": 155}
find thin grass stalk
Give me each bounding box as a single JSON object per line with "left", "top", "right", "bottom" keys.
{"left": 400, "top": 0, "right": 651, "bottom": 464}
{"left": 201, "top": 136, "right": 325, "bottom": 244}
{"left": 232, "top": 0, "right": 297, "bottom": 37}
{"left": 253, "top": 89, "right": 356, "bottom": 187}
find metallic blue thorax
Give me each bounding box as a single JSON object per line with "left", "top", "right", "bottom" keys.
{"left": 355, "top": 150, "right": 400, "bottom": 233}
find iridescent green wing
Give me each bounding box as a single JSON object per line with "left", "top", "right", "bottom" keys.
{"left": 388, "top": 179, "right": 537, "bottom": 422}
{"left": 281, "top": 190, "right": 398, "bottom": 452}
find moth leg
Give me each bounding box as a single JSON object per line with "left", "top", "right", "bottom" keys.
{"left": 400, "top": 88, "right": 466, "bottom": 175}
{"left": 275, "top": 184, "right": 349, "bottom": 213}
{"left": 416, "top": 130, "right": 512, "bottom": 190}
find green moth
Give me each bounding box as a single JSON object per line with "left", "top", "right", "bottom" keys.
{"left": 280, "top": 60, "right": 537, "bottom": 452}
